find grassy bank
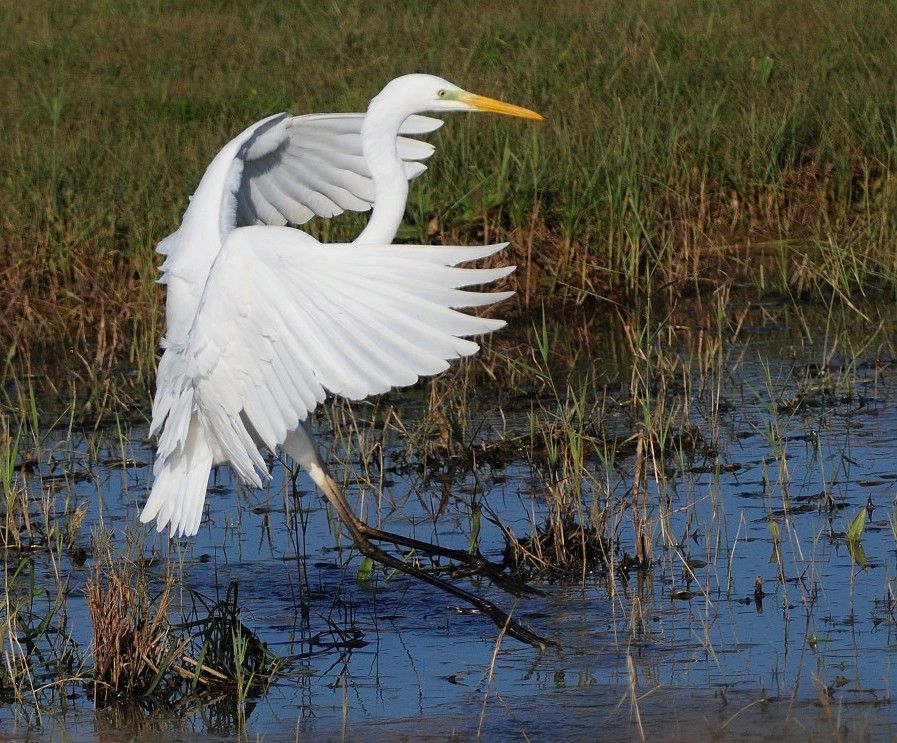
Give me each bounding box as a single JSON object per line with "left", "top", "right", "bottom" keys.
{"left": 2, "top": 0, "right": 897, "bottom": 403}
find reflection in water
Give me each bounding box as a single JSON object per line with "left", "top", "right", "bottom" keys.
{"left": 3, "top": 303, "right": 897, "bottom": 739}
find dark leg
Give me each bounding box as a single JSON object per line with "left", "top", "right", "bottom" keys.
{"left": 316, "top": 468, "right": 553, "bottom": 648}
{"left": 283, "top": 424, "right": 555, "bottom": 649}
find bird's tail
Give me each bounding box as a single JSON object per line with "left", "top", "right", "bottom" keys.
{"left": 140, "top": 412, "right": 214, "bottom": 537}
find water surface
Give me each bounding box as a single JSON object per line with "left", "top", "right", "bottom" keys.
{"left": 4, "top": 305, "right": 897, "bottom": 740}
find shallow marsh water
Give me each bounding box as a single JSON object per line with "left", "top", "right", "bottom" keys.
{"left": 3, "top": 303, "right": 897, "bottom": 741}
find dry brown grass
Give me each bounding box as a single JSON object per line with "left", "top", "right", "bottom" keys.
{"left": 86, "top": 539, "right": 283, "bottom": 705}
{"left": 86, "top": 553, "right": 179, "bottom": 701}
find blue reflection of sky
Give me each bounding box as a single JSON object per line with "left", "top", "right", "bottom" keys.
{"left": 9, "top": 311, "right": 897, "bottom": 740}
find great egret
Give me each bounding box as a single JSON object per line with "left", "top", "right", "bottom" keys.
{"left": 141, "top": 74, "right": 548, "bottom": 646}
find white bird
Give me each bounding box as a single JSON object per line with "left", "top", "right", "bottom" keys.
{"left": 140, "top": 75, "right": 547, "bottom": 646}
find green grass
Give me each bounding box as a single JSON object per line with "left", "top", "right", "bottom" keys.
{"left": 3, "top": 0, "right": 897, "bottom": 402}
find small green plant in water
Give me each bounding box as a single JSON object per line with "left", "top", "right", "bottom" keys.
{"left": 356, "top": 557, "right": 374, "bottom": 584}
{"left": 846, "top": 506, "right": 868, "bottom": 568}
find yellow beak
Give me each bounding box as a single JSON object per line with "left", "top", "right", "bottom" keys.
{"left": 458, "top": 92, "right": 544, "bottom": 121}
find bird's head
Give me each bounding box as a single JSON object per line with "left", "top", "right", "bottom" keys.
{"left": 371, "top": 74, "right": 543, "bottom": 121}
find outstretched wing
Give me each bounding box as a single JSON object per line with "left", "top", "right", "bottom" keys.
{"left": 154, "top": 111, "right": 446, "bottom": 345}
{"left": 151, "top": 226, "right": 514, "bottom": 493}
{"left": 232, "top": 113, "right": 443, "bottom": 228}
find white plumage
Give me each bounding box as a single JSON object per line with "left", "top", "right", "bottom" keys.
{"left": 142, "top": 74, "right": 542, "bottom": 538}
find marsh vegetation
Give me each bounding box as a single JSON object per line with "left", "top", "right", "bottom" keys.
{"left": 4, "top": 1, "right": 897, "bottom": 402}
{"left": 2, "top": 0, "right": 897, "bottom": 739}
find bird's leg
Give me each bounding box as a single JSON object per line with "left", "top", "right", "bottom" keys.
{"left": 307, "top": 462, "right": 553, "bottom": 649}
{"left": 291, "top": 461, "right": 542, "bottom": 598}
{"left": 352, "top": 521, "right": 544, "bottom": 597}
{"left": 282, "top": 423, "right": 552, "bottom": 647}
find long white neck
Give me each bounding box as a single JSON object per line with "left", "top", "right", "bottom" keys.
{"left": 354, "top": 102, "right": 410, "bottom": 245}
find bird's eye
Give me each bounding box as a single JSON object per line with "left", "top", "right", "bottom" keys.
{"left": 437, "top": 89, "right": 447, "bottom": 98}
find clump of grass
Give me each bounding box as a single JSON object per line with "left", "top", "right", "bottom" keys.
{"left": 493, "top": 312, "right": 619, "bottom": 581}
{"left": 0, "top": 413, "right": 89, "bottom": 555}
{"left": 1, "top": 557, "right": 41, "bottom": 702}
{"left": 86, "top": 545, "right": 178, "bottom": 702}
{"left": 87, "top": 537, "right": 282, "bottom": 705}
{"left": 503, "top": 510, "right": 611, "bottom": 583}
{"left": 176, "top": 581, "right": 283, "bottom": 703}
{"left": 0, "top": 410, "right": 86, "bottom": 703}
{"left": 480, "top": 295, "right": 736, "bottom": 585}
{"left": 0, "top": 418, "right": 30, "bottom": 551}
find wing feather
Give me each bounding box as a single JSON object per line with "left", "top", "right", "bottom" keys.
{"left": 284, "top": 146, "right": 367, "bottom": 175}
{"left": 245, "top": 179, "right": 289, "bottom": 225}
{"left": 231, "top": 113, "right": 443, "bottom": 229}
{"left": 258, "top": 173, "right": 318, "bottom": 224}
{"left": 283, "top": 158, "right": 372, "bottom": 211}
{"left": 158, "top": 228, "right": 512, "bottom": 482}
{"left": 263, "top": 166, "right": 331, "bottom": 221}
{"left": 396, "top": 136, "right": 436, "bottom": 161}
